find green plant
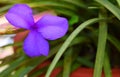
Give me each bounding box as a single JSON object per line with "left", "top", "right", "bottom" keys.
{"left": 0, "top": 0, "right": 120, "bottom": 77}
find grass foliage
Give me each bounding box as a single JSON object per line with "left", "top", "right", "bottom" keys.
{"left": 0, "top": 0, "right": 120, "bottom": 77}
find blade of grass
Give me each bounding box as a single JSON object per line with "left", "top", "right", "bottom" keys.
{"left": 76, "top": 57, "right": 94, "bottom": 68}
{"left": 63, "top": 48, "right": 73, "bottom": 77}
{"left": 54, "top": 8, "right": 78, "bottom": 17}
{"left": 45, "top": 18, "right": 104, "bottom": 77}
{"left": 28, "top": 1, "right": 77, "bottom": 12}
{"left": 63, "top": 0, "right": 86, "bottom": 8}
{"left": 116, "top": 0, "right": 120, "bottom": 6}
{"left": 95, "top": 0, "right": 120, "bottom": 20}
{"left": 0, "top": 55, "right": 27, "bottom": 77}
{"left": 0, "top": 5, "right": 12, "bottom": 13}
{"left": 30, "top": 66, "right": 49, "bottom": 77}
{"left": 103, "top": 52, "right": 112, "bottom": 77}
{"left": 93, "top": 8, "right": 108, "bottom": 77}
{"left": 13, "top": 44, "right": 62, "bottom": 77}
{"left": 12, "top": 66, "right": 33, "bottom": 77}
{"left": 108, "top": 34, "right": 120, "bottom": 52}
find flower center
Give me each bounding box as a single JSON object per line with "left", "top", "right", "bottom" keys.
{"left": 30, "top": 25, "right": 38, "bottom": 31}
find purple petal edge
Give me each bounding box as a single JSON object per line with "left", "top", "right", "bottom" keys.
{"left": 36, "top": 15, "right": 69, "bottom": 40}
{"left": 23, "top": 31, "right": 49, "bottom": 57}
{"left": 5, "top": 4, "right": 34, "bottom": 29}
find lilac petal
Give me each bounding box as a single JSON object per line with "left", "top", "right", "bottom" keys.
{"left": 36, "top": 15, "right": 68, "bottom": 40}
{"left": 23, "top": 31, "right": 49, "bottom": 57}
{"left": 5, "top": 4, "right": 34, "bottom": 29}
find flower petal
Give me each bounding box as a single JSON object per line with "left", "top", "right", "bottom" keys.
{"left": 5, "top": 4, "right": 34, "bottom": 29}
{"left": 36, "top": 15, "right": 68, "bottom": 40}
{"left": 23, "top": 31, "right": 49, "bottom": 57}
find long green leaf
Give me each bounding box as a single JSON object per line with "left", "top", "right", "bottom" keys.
{"left": 13, "top": 44, "right": 62, "bottom": 77}
{"left": 45, "top": 18, "right": 104, "bottom": 77}
{"left": 95, "top": 0, "right": 120, "bottom": 20}
{"left": 103, "top": 52, "right": 112, "bottom": 77}
{"left": 63, "top": 0, "right": 86, "bottom": 8}
{"left": 116, "top": 0, "right": 120, "bottom": 6}
{"left": 93, "top": 9, "right": 108, "bottom": 77}
{"left": 0, "top": 56, "right": 27, "bottom": 77}
{"left": 108, "top": 34, "right": 120, "bottom": 52}
{"left": 76, "top": 57, "right": 94, "bottom": 68}
{"left": 12, "top": 66, "right": 33, "bottom": 77}
{"left": 28, "top": 1, "right": 77, "bottom": 12}
{"left": 63, "top": 48, "right": 73, "bottom": 77}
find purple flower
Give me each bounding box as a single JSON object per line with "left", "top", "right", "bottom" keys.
{"left": 5, "top": 4, "right": 68, "bottom": 57}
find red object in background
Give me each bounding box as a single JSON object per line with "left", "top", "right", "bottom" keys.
{"left": 39, "top": 67, "right": 62, "bottom": 77}
{"left": 70, "top": 68, "right": 120, "bottom": 77}
{"left": 38, "top": 67, "right": 120, "bottom": 77}
{"left": 14, "top": 30, "right": 29, "bottom": 51}
{"left": 36, "top": 61, "right": 120, "bottom": 77}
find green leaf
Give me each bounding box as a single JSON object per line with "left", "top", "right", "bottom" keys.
{"left": 76, "top": 57, "right": 94, "bottom": 68}
{"left": 45, "top": 18, "right": 104, "bottom": 77}
{"left": 28, "top": 1, "right": 77, "bottom": 12}
{"left": 69, "top": 15, "right": 79, "bottom": 26}
{"left": 63, "top": 0, "right": 87, "bottom": 8}
{"left": 14, "top": 44, "right": 62, "bottom": 77}
{"left": 63, "top": 48, "right": 73, "bottom": 77}
{"left": 116, "top": 0, "right": 120, "bottom": 6}
{"left": 54, "top": 8, "right": 77, "bottom": 17}
{"left": 108, "top": 34, "right": 120, "bottom": 52}
{"left": 12, "top": 66, "right": 33, "bottom": 77}
{"left": 0, "top": 5, "right": 12, "bottom": 13}
{"left": 95, "top": 0, "right": 120, "bottom": 20}
{"left": 103, "top": 52, "right": 112, "bottom": 77}
{"left": 0, "top": 56, "right": 27, "bottom": 77}
{"left": 93, "top": 8, "right": 108, "bottom": 77}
